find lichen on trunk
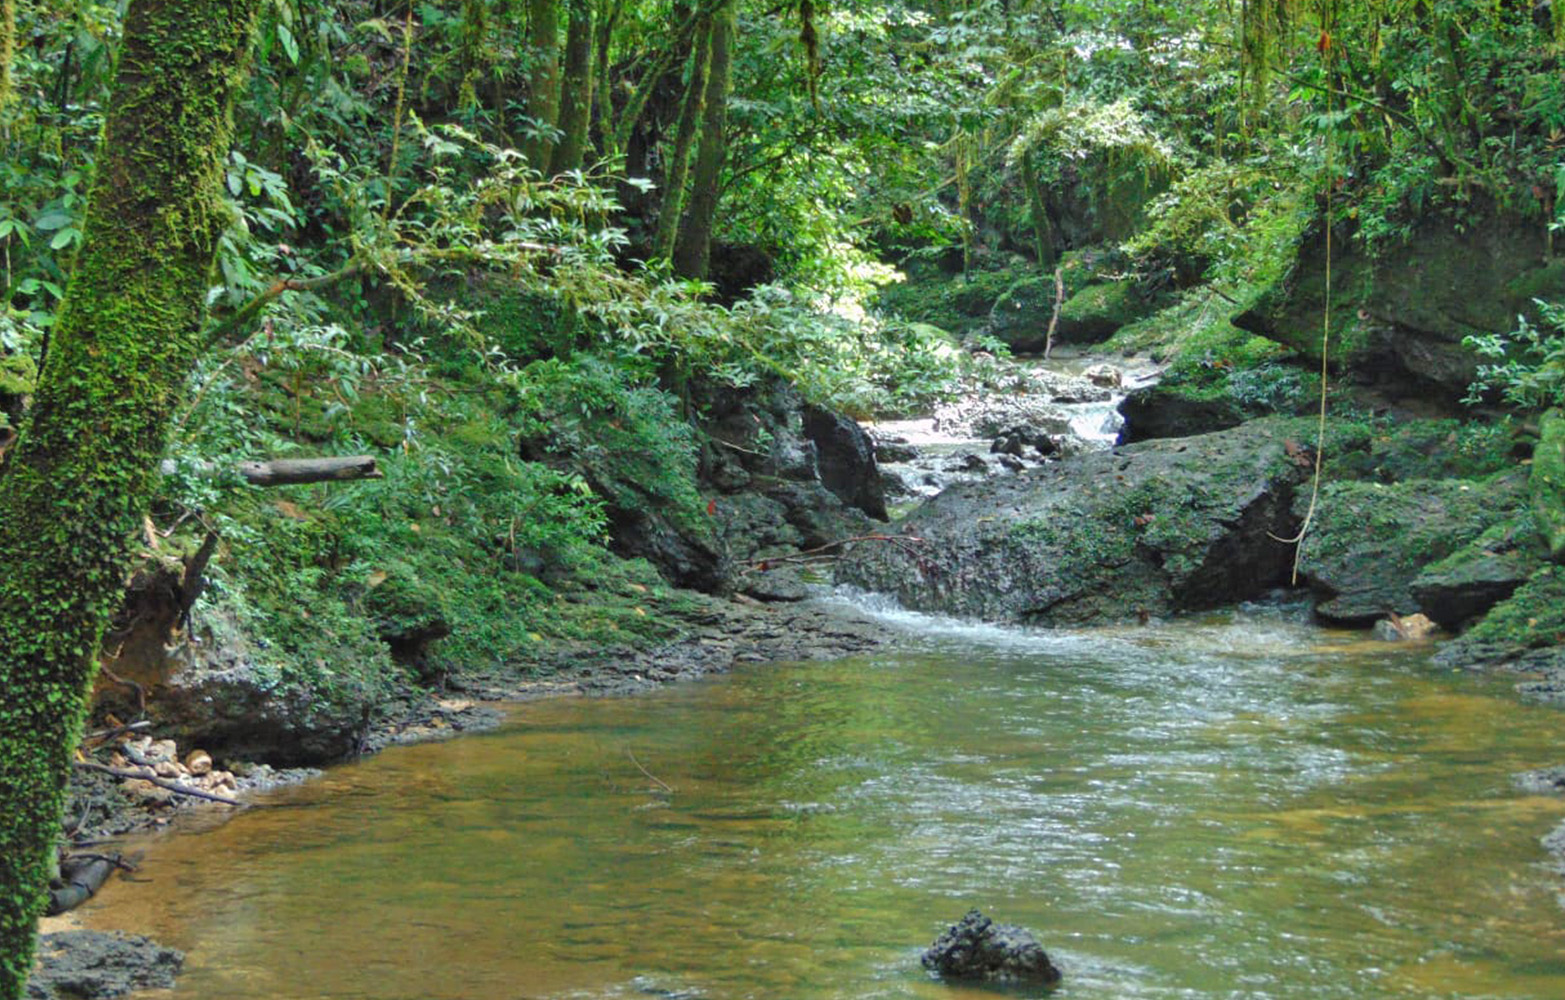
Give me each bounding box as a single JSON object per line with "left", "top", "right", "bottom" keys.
{"left": 0, "top": 1, "right": 262, "bottom": 995}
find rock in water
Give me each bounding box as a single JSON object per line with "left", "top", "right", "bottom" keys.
{"left": 920, "top": 909, "right": 1061, "bottom": 986}
{"left": 28, "top": 931, "right": 183, "bottom": 999}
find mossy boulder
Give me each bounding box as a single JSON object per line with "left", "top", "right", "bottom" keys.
{"left": 1118, "top": 362, "right": 1317, "bottom": 443}
{"left": 875, "top": 263, "right": 1025, "bottom": 339}
{"left": 837, "top": 417, "right": 1368, "bottom": 624}
{"left": 1237, "top": 207, "right": 1565, "bottom": 398}
{"left": 1056, "top": 279, "right": 1166, "bottom": 343}
{"left": 1295, "top": 470, "right": 1528, "bottom": 624}
{"left": 1433, "top": 565, "right": 1565, "bottom": 703}
{"left": 1530, "top": 408, "right": 1565, "bottom": 561}
{"left": 990, "top": 276, "right": 1164, "bottom": 353}
{"left": 1411, "top": 519, "right": 1545, "bottom": 630}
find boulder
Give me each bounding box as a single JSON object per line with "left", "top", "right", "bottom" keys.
{"left": 1410, "top": 519, "right": 1544, "bottom": 630}
{"left": 838, "top": 417, "right": 1358, "bottom": 624}
{"left": 989, "top": 276, "right": 1163, "bottom": 353}
{"left": 802, "top": 403, "right": 888, "bottom": 520}
{"left": 1296, "top": 471, "right": 1527, "bottom": 625}
{"left": 1117, "top": 383, "right": 1257, "bottom": 442}
{"left": 1236, "top": 207, "right": 1565, "bottom": 399}
{"left": 920, "top": 910, "right": 1061, "bottom": 986}
{"left": 1432, "top": 565, "right": 1565, "bottom": 693}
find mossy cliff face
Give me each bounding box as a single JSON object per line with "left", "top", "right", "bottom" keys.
{"left": 0, "top": 3, "right": 261, "bottom": 994}
{"left": 1237, "top": 209, "right": 1565, "bottom": 397}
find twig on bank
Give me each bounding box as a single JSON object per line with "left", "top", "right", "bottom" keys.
{"left": 743, "top": 533, "right": 926, "bottom": 574}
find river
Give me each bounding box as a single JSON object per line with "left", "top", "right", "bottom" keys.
{"left": 80, "top": 597, "right": 1565, "bottom": 999}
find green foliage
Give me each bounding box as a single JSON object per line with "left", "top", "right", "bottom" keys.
{"left": 1463, "top": 300, "right": 1565, "bottom": 409}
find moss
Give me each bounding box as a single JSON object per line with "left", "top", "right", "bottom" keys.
{"left": 875, "top": 262, "right": 1028, "bottom": 339}
{"left": 0, "top": 2, "right": 264, "bottom": 992}
{"left": 1331, "top": 418, "right": 1518, "bottom": 484}
{"left": 1458, "top": 565, "right": 1565, "bottom": 651}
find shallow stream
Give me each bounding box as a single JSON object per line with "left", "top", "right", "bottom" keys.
{"left": 83, "top": 599, "right": 1565, "bottom": 999}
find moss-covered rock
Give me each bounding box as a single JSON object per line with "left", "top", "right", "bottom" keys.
{"left": 1433, "top": 565, "right": 1565, "bottom": 698}
{"left": 1056, "top": 279, "right": 1166, "bottom": 344}
{"left": 837, "top": 417, "right": 1371, "bottom": 624}
{"left": 361, "top": 568, "right": 454, "bottom": 681}
{"left": 1410, "top": 519, "right": 1545, "bottom": 629}
{"left": 989, "top": 275, "right": 1166, "bottom": 353}
{"left": 1237, "top": 207, "right": 1565, "bottom": 398}
{"left": 0, "top": 353, "right": 35, "bottom": 422}
{"left": 875, "top": 262, "right": 1025, "bottom": 339}
{"left": 1295, "top": 470, "right": 1528, "bottom": 624}
{"left": 1331, "top": 418, "right": 1519, "bottom": 483}
{"left": 1530, "top": 408, "right": 1565, "bottom": 561}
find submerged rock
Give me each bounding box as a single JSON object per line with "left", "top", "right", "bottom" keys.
{"left": 921, "top": 910, "right": 1061, "bottom": 986}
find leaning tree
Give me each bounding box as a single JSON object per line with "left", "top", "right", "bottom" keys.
{"left": 0, "top": 1, "right": 263, "bottom": 995}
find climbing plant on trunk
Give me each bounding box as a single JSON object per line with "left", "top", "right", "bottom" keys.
{"left": 0, "top": 1, "right": 262, "bottom": 996}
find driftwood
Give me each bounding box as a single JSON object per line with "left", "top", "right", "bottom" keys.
{"left": 159, "top": 455, "right": 382, "bottom": 487}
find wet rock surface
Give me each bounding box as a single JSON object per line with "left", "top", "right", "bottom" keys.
{"left": 921, "top": 909, "right": 1061, "bottom": 986}
{"left": 27, "top": 931, "right": 182, "bottom": 1000}
{"left": 839, "top": 417, "right": 1332, "bottom": 625}
{"left": 444, "top": 593, "right": 898, "bottom": 702}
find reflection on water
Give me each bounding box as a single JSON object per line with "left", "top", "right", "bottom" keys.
{"left": 82, "top": 602, "right": 1565, "bottom": 999}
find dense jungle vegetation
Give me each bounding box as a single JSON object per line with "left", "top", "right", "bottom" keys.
{"left": 1, "top": 0, "right": 1564, "bottom": 994}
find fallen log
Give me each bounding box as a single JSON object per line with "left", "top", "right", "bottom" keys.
{"left": 159, "top": 455, "right": 382, "bottom": 487}
{"left": 46, "top": 856, "right": 118, "bottom": 916}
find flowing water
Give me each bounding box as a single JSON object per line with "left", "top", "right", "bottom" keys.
{"left": 81, "top": 599, "right": 1565, "bottom": 999}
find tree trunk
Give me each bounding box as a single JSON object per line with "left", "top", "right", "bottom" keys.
{"left": 672, "top": 0, "right": 735, "bottom": 280}
{"left": 522, "top": 0, "right": 562, "bottom": 170}
{"left": 0, "top": 2, "right": 261, "bottom": 996}
{"left": 1022, "top": 148, "right": 1056, "bottom": 269}
{"left": 550, "top": 0, "right": 595, "bottom": 173}
{"left": 0, "top": 0, "right": 14, "bottom": 116}
{"left": 590, "top": 0, "right": 623, "bottom": 153}
{"left": 652, "top": 14, "right": 713, "bottom": 262}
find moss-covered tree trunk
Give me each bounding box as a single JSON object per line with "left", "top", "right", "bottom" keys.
{"left": 0, "top": 1, "right": 261, "bottom": 995}
{"left": 549, "top": 0, "right": 594, "bottom": 173}
{"left": 671, "top": 0, "right": 734, "bottom": 280}
{"left": 652, "top": 13, "right": 713, "bottom": 262}
{"left": 522, "top": 0, "right": 562, "bottom": 170}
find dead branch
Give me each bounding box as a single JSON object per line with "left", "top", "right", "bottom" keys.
{"left": 71, "top": 761, "right": 245, "bottom": 807}
{"left": 1044, "top": 265, "right": 1064, "bottom": 360}
{"left": 627, "top": 748, "right": 674, "bottom": 794}
{"left": 159, "top": 455, "right": 383, "bottom": 487}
